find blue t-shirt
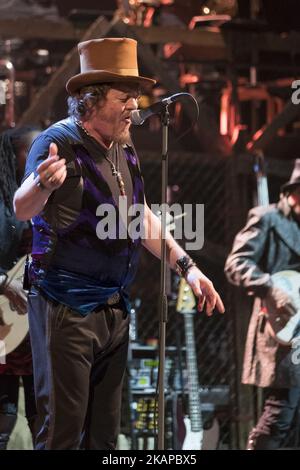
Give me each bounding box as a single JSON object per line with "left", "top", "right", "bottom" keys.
{"left": 25, "top": 118, "right": 144, "bottom": 315}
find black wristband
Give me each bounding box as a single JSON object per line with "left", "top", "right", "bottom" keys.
{"left": 175, "top": 255, "right": 196, "bottom": 278}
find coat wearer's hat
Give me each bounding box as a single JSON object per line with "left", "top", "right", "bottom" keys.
{"left": 281, "top": 159, "right": 300, "bottom": 194}
{"left": 66, "top": 37, "right": 156, "bottom": 95}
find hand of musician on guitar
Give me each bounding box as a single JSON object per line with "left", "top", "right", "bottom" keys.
{"left": 2, "top": 279, "right": 27, "bottom": 316}
{"left": 265, "top": 286, "right": 297, "bottom": 323}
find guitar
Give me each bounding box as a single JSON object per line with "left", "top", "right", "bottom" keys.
{"left": 176, "top": 278, "right": 219, "bottom": 450}
{"left": 176, "top": 278, "right": 203, "bottom": 449}
{"left": 0, "top": 255, "right": 29, "bottom": 356}
{"left": 265, "top": 270, "right": 300, "bottom": 346}
{"left": 254, "top": 152, "right": 269, "bottom": 207}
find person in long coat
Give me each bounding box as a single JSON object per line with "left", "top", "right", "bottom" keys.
{"left": 225, "top": 160, "right": 300, "bottom": 449}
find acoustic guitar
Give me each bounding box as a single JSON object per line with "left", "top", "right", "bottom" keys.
{"left": 265, "top": 270, "right": 300, "bottom": 346}
{"left": 0, "top": 255, "right": 29, "bottom": 356}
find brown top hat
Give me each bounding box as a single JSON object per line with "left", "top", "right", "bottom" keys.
{"left": 66, "top": 37, "right": 156, "bottom": 95}
{"left": 281, "top": 159, "right": 300, "bottom": 193}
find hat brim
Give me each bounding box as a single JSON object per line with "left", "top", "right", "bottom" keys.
{"left": 281, "top": 181, "right": 300, "bottom": 193}
{"left": 66, "top": 71, "right": 156, "bottom": 95}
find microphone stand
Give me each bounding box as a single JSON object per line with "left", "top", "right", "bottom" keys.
{"left": 157, "top": 105, "right": 170, "bottom": 450}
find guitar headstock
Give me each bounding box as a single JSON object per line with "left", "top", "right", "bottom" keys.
{"left": 254, "top": 151, "right": 266, "bottom": 177}
{"left": 176, "top": 278, "right": 196, "bottom": 314}
{"left": 253, "top": 150, "right": 270, "bottom": 207}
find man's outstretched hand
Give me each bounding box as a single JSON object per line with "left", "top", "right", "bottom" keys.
{"left": 186, "top": 266, "right": 225, "bottom": 316}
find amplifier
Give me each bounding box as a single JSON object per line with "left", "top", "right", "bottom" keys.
{"left": 128, "top": 390, "right": 220, "bottom": 450}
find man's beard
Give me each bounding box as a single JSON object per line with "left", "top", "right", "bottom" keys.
{"left": 114, "top": 127, "right": 131, "bottom": 145}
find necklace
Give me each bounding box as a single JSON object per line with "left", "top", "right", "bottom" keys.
{"left": 75, "top": 119, "right": 126, "bottom": 197}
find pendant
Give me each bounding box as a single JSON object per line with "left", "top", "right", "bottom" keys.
{"left": 117, "top": 172, "right": 126, "bottom": 196}
{"left": 109, "top": 162, "right": 118, "bottom": 176}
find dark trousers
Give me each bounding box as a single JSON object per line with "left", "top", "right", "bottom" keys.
{"left": 28, "top": 290, "right": 129, "bottom": 450}
{"left": 247, "top": 387, "right": 300, "bottom": 449}
{"left": 0, "top": 374, "right": 36, "bottom": 449}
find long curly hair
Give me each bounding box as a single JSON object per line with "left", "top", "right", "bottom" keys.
{"left": 0, "top": 126, "right": 40, "bottom": 214}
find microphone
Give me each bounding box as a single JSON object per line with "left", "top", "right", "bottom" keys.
{"left": 130, "top": 92, "right": 192, "bottom": 126}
